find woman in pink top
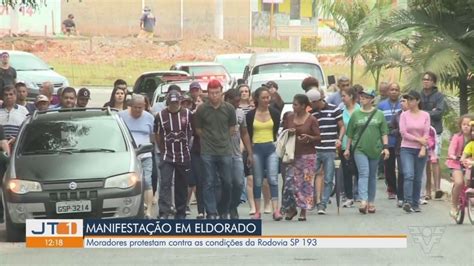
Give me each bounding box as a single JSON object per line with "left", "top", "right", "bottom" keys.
{"left": 447, "top": 114, "right": 472, "bottom": 219}
{"left": 399, "top": 90, "right": 431, "bottom": 213}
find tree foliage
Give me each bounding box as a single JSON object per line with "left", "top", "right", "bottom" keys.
{"left": 352, "top": 0, "right": 474, "bottom": 114}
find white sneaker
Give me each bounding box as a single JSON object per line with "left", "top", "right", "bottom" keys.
{"left": 419, "top": 198, "right": 428, "bottom": 205}
{"left": 342, "top": 199, "right": 354, "bottom": 208}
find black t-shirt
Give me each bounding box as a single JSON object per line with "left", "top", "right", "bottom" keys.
{"left": 63, "top": 19, "right": 76, "bottom": 28}
{"left": 0, "top": 66, "right": 17, "bottom": 88}
{"left": 0, "top": 125, "right": 5, "bottom": 141}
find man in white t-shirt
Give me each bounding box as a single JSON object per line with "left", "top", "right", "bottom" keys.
{"left": 119, "top": 94, "right": 155, "bottom": 219}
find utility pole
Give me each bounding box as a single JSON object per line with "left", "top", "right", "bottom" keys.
{"left": 289, "top": 0, "right": 301, "bottom": 52}
{"left": 215, "top": 0, "right": 224, "bottom": 40}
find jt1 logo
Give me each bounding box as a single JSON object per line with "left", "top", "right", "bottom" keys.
{"left": 31, "top": 221, "right": 78, "bottom": 235}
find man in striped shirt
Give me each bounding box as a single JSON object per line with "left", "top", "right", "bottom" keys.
{"left": 307, "top": 89, "right": 345, "bottom": 214}
{"left": 155, "top": 90, "right": 193, "bottom": 219}
{"left": 0, "top": 85, "right": 28, "bottom": 144}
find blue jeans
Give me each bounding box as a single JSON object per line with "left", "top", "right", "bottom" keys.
{"left": 354, "top": 152, "right": 379, "bottom": 202}
{"left": 315, "top": 151, "right": 336, "bottom": 207}
{"left": 400, "top": 147, "right": 428, "bottom": 208}
{"left": 201, "top": 154, "right": 232, "bottom": 216}
{"left": 252, "top": 142, "right": 279, "bottom": 200}
{"left": 141, "top": 157, "right": 153, "bottom": 190}
{"left": 230, "top": 156, "right": 245, "bottom": 211}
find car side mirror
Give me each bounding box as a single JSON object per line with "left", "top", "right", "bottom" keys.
{"left": 135, "top": 143, "right": 153, "bottom": 156}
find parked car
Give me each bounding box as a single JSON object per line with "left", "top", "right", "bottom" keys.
{"left": 214, "top": 53, "right": 252, "bottom": 81}
{"left": 2, "top": 108, "right": 153, "bottom": 242}
{"left": 249, "top": 72, "right": 332, "bottom": 118}
{"left": 243, "top": 52, "right": 326, "bottom": 89}
{"left": 132, "top": 70, "right": 190, "bottom": 100}
{"left": 6, "top": 50, "right": 69, "bottom": 98}
{"left": 170, "top": 62, "right": 235, "bottom": 89}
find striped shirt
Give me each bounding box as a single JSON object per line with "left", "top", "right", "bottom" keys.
{"left": 0, "top": 104, "right": 29, "bottom": 139}
{"left": 154, "top": 108, "right": 193, "bottom": 164}
{"left": 311, "top": 102, "right": 342, "bottom": 152}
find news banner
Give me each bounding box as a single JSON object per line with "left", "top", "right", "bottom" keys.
{"left": 25, "top": 219, "right": 407, "bottom": 248}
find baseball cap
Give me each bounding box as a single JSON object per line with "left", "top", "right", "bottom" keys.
{"left": 402, "top": 90, "right": 421, "bottom": 100}
{"left": 359, "top": 89, "right": 376, "bottom": 98}
{"left": 264, "top": 81, "right": 278, "bottom": 90}
{"left": 306, "top": 89, "right": 321, "bottom": 102}
{"left": 78, "top": 88, "right": 91, "bottom": 98}
{"left": 35, "top": 95, "right": 50, "bottom": 103}
{"left": 182, "top": 93, "right": 193, "bottom": 102}
{"left": 167, "top": 91, "right": 182, "bottom": 102}
{"left": 189, "top": 82, "right": 202, "bottom": 90}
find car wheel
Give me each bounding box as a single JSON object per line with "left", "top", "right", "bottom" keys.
{"left": 6, "top": 212, "right": 25, "bottom": 243}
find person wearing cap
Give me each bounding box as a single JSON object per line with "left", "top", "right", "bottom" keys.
{"left": 35, "top": 95, "right": 50, "bottom": 112}
{"left": 118, "top": 95, "right": 155, "bottom": 219}
{"left": 155, "top": 90, "right": 193, "bottom": 219}
{"left": 76, "top": 87, "right": 91, "bottom": 108}
{"left": 189, "top": 82, "right": 202, "bottom": 105}
{"left": 264, "top": 81, "right": 284, "bottom": 113}
{"left": 139, "top": 6, "right": 156, "bottom": 39}
{"left": 398, "top": 90, "right": 431, "bottom": 213}
{"left": 0, "top": 52, "right": 16, "bottom": 99}
{"left": 307, "top": 88, "right": 345, "bottom": 215}
{"left": 181, "top": 93, "right": 193, "bottom": 110}
{"left": 344, "top": 88, "right": 389, "bottom": 214}
{"left": 195, "top": 79, "right": 236, "bottom": 219}
{"left": 15, "top": 82, "right": 36, "bottom": 113}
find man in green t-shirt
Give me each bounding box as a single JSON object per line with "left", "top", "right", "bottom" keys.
{"left": 195, "top": 79, "right": 236, "bottom": 219}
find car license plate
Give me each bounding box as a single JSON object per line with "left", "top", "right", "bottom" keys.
{"left": 56, "top": 200, "right": 92, "bottom": 214}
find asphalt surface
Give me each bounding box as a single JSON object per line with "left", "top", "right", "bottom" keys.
{"left": 1, "top": 87, "right": 473, "bottom": 265}
{"left": 1, "top": 178, "right": 473, "bottom": 265}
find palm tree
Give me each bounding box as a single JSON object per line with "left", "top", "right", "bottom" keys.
{"left": 318, "top": 0, "right": 371, "bottom": 84}
{"left": 354, "top": 0, "right": 474, "bottom": 114}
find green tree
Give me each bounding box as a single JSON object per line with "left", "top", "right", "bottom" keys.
{"left": 318, "top": 0, "right": 371, "bottom": 84}
{"left": 354, "top": 0, "right": 474, "bottom": 114}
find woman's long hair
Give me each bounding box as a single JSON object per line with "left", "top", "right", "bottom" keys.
{"left": 252, "top": 86, "right": 270, "bottom": 108}
{"left": 105, "top": 87, "right": 128, "bottom": 109}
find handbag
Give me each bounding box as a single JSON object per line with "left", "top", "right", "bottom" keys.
{"left": 347, "top": 110, "right": 377, "bottom": 173}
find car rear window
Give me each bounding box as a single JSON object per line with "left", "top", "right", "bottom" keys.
{"left": 19, "top": 116, "right": 128, "bottom": 154}
{"left": 252, "top": 63, "right": 325, "bottom": 86}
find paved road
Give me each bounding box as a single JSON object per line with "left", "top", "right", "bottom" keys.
{"left": 1, "top": 87, "right": 472, "bottom": 265}
{"left": 1, "top": 178, "right": 473, "bottom": 265}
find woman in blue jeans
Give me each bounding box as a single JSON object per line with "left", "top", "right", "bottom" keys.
{"left": 399, "top": 90, "right": 431, "bottom": 213}
{"left": 246, "top": 86, "right": 282, "bottom": 220}
{"left": 344, "top": 89, "right": 389, "bottom": 214}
